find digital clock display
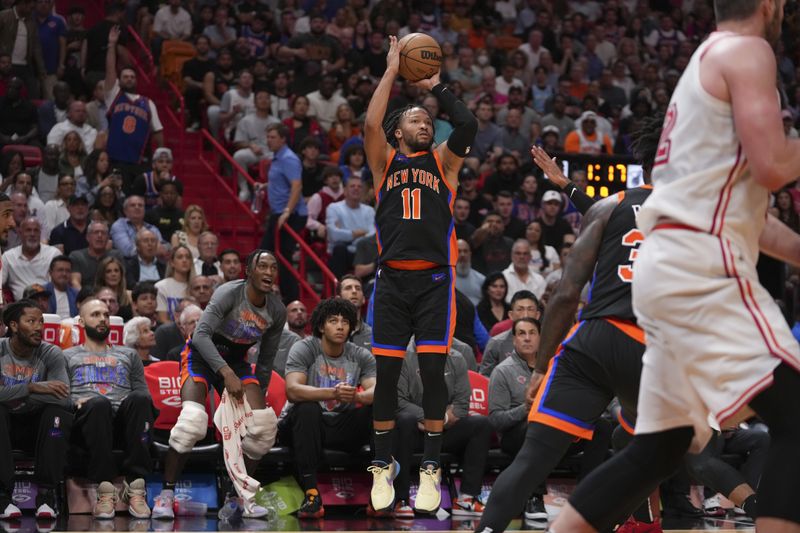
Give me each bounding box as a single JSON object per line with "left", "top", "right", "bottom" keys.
{"left": 551, "top": 153, "right": 643, "bottom": 199}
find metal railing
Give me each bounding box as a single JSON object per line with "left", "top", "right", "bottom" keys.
{"left": 275, "top": 223, "right": 338, "bottom": 304}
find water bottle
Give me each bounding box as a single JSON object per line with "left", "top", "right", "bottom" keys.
{"left": 251, "top": 186, "right": 265, "bottom": 214}
{"left": 217, "top": 498, "right": 242, "bottom": 521}
{"left": 173, "top": 500, "right": 208, "bottom": 516}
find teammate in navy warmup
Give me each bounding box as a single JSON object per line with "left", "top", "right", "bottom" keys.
{"left": 364, "top": 36, "right": 478, "bottom": 514}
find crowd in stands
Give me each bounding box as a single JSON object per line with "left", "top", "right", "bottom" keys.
{"left": 0, "top": 0, "right": 797, "bottom": 523}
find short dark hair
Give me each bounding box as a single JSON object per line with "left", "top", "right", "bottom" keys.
{"left": 298, "top": 136, "right": 322, "bottom": 151}
{"left": 714, "top": 0, "right": 762, "bottom": 21}
{"left": 160, "top": 181, "right": 179, "bottom": 192}
{"left": 513, "top": 317, "right": 541, "bottom": 335}
{"left": 244, "top": 249, "right": 274, "bottom": 276}
{"left": 49, "top": 255, "right": 72, "bottom": 271}
{"left": 496, "top": 190, "right": 514, "bottom": 201}
{"left": 132, "top": 281, "right": 158, "bottom": 301}
{"left": 266, "top": 123, "right": 289, "bottom": 139}
{"left": 310, "top": 297, "right": 357, "bottom": 338}
{"left": 336, "top": 274, "right": 362, "bottom": 296}
{"left": 510, "top": 290, "right": 539, "bottom": 308}
{"left": 3, "top": 300, "right": 40, "bottom": 337}
{"left": 322, "top": 166, "right": 344, "bottom": 180}
{"left": 484, "top": 210, "right": 503, "bottom": 220}
{"left": 219, "top": 248, "right": 240, "bottom": 261}
{"left": 631, "top": 112, "right": 665, "bottom": 173}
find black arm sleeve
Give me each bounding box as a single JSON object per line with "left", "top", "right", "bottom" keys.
{"left": 432, "top": 83, "right": 478, "bottom": 158}
{"left": 562, "top": 182, "right": 596, "bottom": 215}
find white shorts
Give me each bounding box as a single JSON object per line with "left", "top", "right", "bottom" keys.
{"left": 631, "top": 227, "right": 800, "bottom": 452}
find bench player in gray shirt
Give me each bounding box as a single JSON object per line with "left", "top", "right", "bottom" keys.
{"left": 153, "top": 250, "right": 287, "bottom": 520}
{"left": 336, "top": 274, "right": 372, "bottom": 351}
{"left": 0, "top": 300, "right": 72, "bottom": 520}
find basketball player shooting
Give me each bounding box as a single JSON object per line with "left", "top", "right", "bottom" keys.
{"left": 364, "top": 35, "right": 477, "bottom": 514}
{"left": 550, "top": 1, "right": 800, "bottom": 532}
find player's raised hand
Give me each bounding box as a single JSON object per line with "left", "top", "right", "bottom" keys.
{"left": 412, "top": 70, "right": 441, "bottom": 92}
{"left": 531, "top": 145, "right": 568, "bottom": 188}
{"left": 108, "top": 25, "right": 121, "bottom": 45}
{"left": 386, "top": 36, "right": 400, "bottom": 75}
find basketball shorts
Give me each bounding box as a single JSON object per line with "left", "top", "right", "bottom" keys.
{"left": 179, "top": 341, "right": 259, "bottom": 391}
{"left": 632, "top": 226, "right": 800, "bottom": 452}
{"left": 528, "top": 318, "right": 645, "bottom": 440}
{"left": 371, "top": 264, "right": 456, "bottom": 357}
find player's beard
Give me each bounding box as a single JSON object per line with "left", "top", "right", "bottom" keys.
{"left": 85, "top": 324, "right": 110, "bottom": 342}
{"left": 403, "top": 131, "right": 434, "bottom": 152}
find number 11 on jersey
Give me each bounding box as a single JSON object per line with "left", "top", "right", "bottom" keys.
{"left": 401, "top": 188, "right": 421, "bottom": 220}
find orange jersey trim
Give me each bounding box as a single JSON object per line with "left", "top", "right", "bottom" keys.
{"left": 372, "top": 347, "right": 407, "bottom": 358}
{"left": 432, "top": 150, "right": 456, "bottom": 196}
{"left": 415, "top": 345, "right": 450, "bottom": 354}
{"left": 617, "top": 411, "right": 635, "bottom": 435}
{"left": 384, "top": 259, "right": 441, "bottom": 270}
{"left": 375, "top": 148, "right": 397, "bottom": 203}
{"left": 604, "top": 318, "right": 646, "bottom": 344}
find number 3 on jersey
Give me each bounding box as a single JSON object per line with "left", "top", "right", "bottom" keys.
{"left": 401, "top": 188, "right": 421, "bottom": 220}
{"left": 618, "top": 229, "right": 644, "bottom": 282}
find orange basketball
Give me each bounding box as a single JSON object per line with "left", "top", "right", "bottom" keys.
{"left": 398, "top": 33, "right": 442, "bottom": 82}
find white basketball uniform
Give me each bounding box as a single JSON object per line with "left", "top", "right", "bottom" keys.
{"left": 632, "top": 31, "right": 800, "bottom": 451}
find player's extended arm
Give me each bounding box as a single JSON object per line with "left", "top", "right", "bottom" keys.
{"left": 364, "top": 36, "right": 400, "bottom": 190}
{"left": 760, "top": 213, "right": 800, "bottom": 268}
{"left": 190, "top": 283, "right": 237, "bottom": 375}
{"left": 530, "top": 196, "right": 619, "bottom": 390}
{"left": 104, "top": 26, "right": 120, "bottom": 95}
{"left": 722, "top": 38, "right": 800, "bottom": 190}
{"left": 531, "top": 145, "right": 595, "bottom": 215}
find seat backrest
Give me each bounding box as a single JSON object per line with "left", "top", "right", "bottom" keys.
{"left": 42, "top": 314, "right": 63, "bottom": 346}
{"left": 108, "top": 316, "right": 124, "bottom": 346}
{"left": 2, "top": 144, "right": 42, "bottom": 167}
{"left": 467, "top": 370, "right": 490, "bottom": 417}
{"left": 266, "top": 371, "right": 287, "bottom": 416}
{"left": 144, "top": 361, "right": 183, "bottom": 430}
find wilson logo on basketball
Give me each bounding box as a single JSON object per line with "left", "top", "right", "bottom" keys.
{"left": 420, "top": 50, "right": 441, "bottom": 61}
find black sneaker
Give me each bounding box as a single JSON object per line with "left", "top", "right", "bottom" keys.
{"left": 35, "top": 488, "right": 58, "bottom": 519}
{"left": 524, "top": 495, "right": 548, "bottom": 520}
{"left": 661, "top": 491, "right": 703, "bottom": 518}
{"left": 297, "top": 489, "right": 324, "bottom": 519}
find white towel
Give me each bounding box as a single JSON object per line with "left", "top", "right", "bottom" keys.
{"left": 213, "top": 392, "right": 261, "bottom": 512}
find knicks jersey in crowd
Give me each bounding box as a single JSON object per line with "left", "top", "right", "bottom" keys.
{"left": 106, "top": 89, "right": 154, "bottom": 164}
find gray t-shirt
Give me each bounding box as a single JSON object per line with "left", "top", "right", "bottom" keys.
{"left": 69, "top": 249, "right": 123, "bottom": 287}
{"left": 191, "top": 280, "right": 286, "bottom": 390}
{"left": 479, "top": 329, "right": 514, "bottom": 377}
{"left": 0, "top": 339, "right": 70, "bottom": 413}
{"left": 269, "top": 329, "right": 302, "bottom": 377}
{"left": 64, "top": 344, "right": 150, "bottom": 411}
{"left": 488, "top": 351, "right": 532, "bottom": 433}
{"left": 234, "top": 113, "right": 280, "bottom": 153}
{"left": 284, "top": 336, "right": 375, "bottom": 414}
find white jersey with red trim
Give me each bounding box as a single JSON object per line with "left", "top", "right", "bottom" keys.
{"left": 639, "top": 31, "right": 771, "bottom": 266}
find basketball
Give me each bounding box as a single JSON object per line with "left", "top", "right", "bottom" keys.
{"left": 398, "top": 33, "right": 442, "bottom": 82}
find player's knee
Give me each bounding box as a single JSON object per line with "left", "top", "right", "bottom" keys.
{"left": 125, "top": 390, "right": 154, "bottom": 408}
{"left": 625, "top": 427, "right": 693, "bottom": 477}
{"left": 168, "top": 401, "right": 208, "bottom": 454}
{"left": 84, "top": 395, "right": 113, "bottom": 415}
{"left": 292, "top": 401, "right": 322, "bottom": 421}
{"left": 612, "top": 424, "right": 634, "bottom": 451}
{"left": 242, "top": 408, "right": 278, "bottom": 461}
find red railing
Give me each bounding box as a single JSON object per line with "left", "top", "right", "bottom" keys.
{"left": 164, "top": 80, "right": 186, "bottom": 171}
{"left": 275, "top": 223, "right": 338, "bottom": 304}
{"left": 125, "top": 27, "right": 156, "bottom": 87}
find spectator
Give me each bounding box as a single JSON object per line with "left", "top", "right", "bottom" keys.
{"left": 0, "top": 53, "right": 13, "bottom": 96}
{"left": 84, "top": 150, "right": 117, "bottom": 201}
{"left": 152, "top": 297, "right": 196, "bottom": 359}
{"left": 525, "top": 221, "right": 559, "bottom": 276}
{"left": 152, "top": 0, "right": 192, "bottom": 59}
{"left": 340, "top": 144, "right": 370, "bottom": 183}
{"left": 42, "top": 175, "right": 75, "bottom": 232}
{"left": 170, "top": 204, "right": 207, "bottom": 259}
{"left": 46, "top": 101, "right": 98, "bottom": 151}
{"left": 471, "top": 99, "right": 502, "bottom": 163}
{"left": 144, "top": 181, "right": 183, "bottom": 241}
{"left": 202, "top": 6, "right": 236, "bottom": 52}
{"left": 497, "top": 86, "right": 541, "bottom": 139}
{"left": 513, "top": 174, "right": 540, "bottom": 225}
{"left": 498, "top": 109, "right": 531, "bottom": 160}
{"left": 456, "top": 168, "right": 491, "bottom": 228}
{"left": 110, "top": 196, "right": 166, "bottom": 258}
{"left": 282, "top": 95, "right": 325, "bottom": 152}
{"left": 37, "top": 78, "right": 70, "bottom": 137}
{"left": 68, "top": 221, "right": 120, "bottom": 288}
{"left": 93, "top": 256, "right": 133, "bottom": 320}
{"left": 0, "top": 0, "right": 45, "bottom": 98}
{"left": 0, "top": 300, "right": 72, "bottom": 520}
{"left": 337, "top": 274, "right": 371, "bottom": 350}
{"left": 328, "top": 103, "right": 360, "bottom": 161}
{"left": 131, "top": 147, "right": 184, "bottom": 211}
{"left": 65, "top": 299, "right": 155, "bottom": 519}
{"left": 0, "top": 78, "right": 38, "bottom": 148}
{"left": 282, "top": 298, "right": 375, "bottom": 519}
{"left": 11, "top": 172, "right": 46, "bottom": 229}
{"left": 540, "top": 125, "right": 561, "bottom": 153}
{"left": 48, "top": 193, "right": 89, "bottom": 254}
{"left": 163, "top": 302, "right": 201, "bottom": 360}
{"left": 85, "top": 80, "right": 108, "bottom": 132}
{"left": 530, "top": 67, "right": 555, "bottom": 115}
{"left": 422, "top": 93, "right": 454, "bottom": 146}
{"left": 298, "top": 136, "right": 325, "bottom": 198}
{"left": 93, "top": 285, "right": 120, "bottom": 317}
{"left": 219, "top": 248, "right": 242, "bottom": 282}
{"left": 181, "top": 35, "right": 213, "bottom": 131}
{"left": 541, "top": 95, "right": 575, "bottom": 145}
{"left": 124, "top": 228, "right": 166, "bottom": 288}
{"left": 306, "top": 166, "right": 344, "bottom": 240}
{"left": 564, "top": 111, "right": 613, "bottom": 154}
{"left": 449, "top": 48, "right": 482, "bottom": 101}
{"left": 272, "top": 324, "right": 302, "bottom": 378}
{"left": 484, "top": 155, "right": 523, "bottom": 202}
{"left": 259, "top": 123, "right": 306, "bottom": 302}
{"left": 45, "top": 255, "right": 78, "bottom": 318}
{"left": 131, "top": 281, "right": 159, "bottom": 328}
{"left": 536, "top": 190, "right": 574, "bottom": 249}
{"left": 123, "top": 316, "right": 158, "bottom": 364}
{"left": 455, "top": 239, "right": 485, "bottom": 307}
{"left": 202, "top": 48, "right": 235, "bottom": 137}
{"left": 188, "top": 275, "right": 212, "bottom": 309}
{"left": 280, "top": 12, "right": 345, "bottom": 95}
{"left": 232, "top": 88, "right": 280, "bottom": 201}
{"left": 394, "top": 343, "right": 492, "bottom": 516}
{"left": 22, "top": 282, "right": 51, "bottom": 312}
{"left": 5, "top": 191, "right": 27, "bottom": 248}
{"left": 471, "top": 212, "right": 513, "bottom": 275}
{"left": 1, "top": 217, "right": 60, "bottom": 300}
{"left": 453, "top": 196, "right": 475, "bottom": 242}
{"left": 103, "top": 26, "right": 164, "bottom": 186}
{"left": 476, "top": 272, "right": 510, "bottom": 334}
{"left": 156, "top": 244, "right": 193, "bottom": 323}
{"left": 285, "top": 300, "right": 308, "bottom": 338}
{"left": 217, "top": 69, "right": 255, "bottom": 142}
{"left": 30, "top": 144, "right": 61, "bottom": 202}
{"left": 57, "top": 131, "right": 88, "bottom": 182}
{"left": 91, "top": 184, "right": 122, "bottom": 226}
{"left": 495, "top": 63, "right": 525, "bottom": 97}
{"left": 306, "top": 74, "right": 348, "bottom": 132}
{"left": 193, "top": 231, "right": 222, "bottom": 279}
{"left": 0, "top": 150, "right": 24, "bottom": 184}
{"left": 479, "top": 290, "right": 541, "bottom": 376}
{"left": 326, "top": 177, "right": 374, "bottom": 278}
{"left": 503, "top": 239, "right": 547, "bottom": 302}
